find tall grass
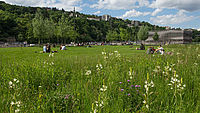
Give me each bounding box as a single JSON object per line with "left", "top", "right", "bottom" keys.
{"left": 0, "top": 45, "right": 199, "bottom": 112}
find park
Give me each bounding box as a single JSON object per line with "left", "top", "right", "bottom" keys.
{"left": 0, "top": 44, "right": 199, "bottom": 112}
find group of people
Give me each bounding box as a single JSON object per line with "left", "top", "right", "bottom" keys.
{"left": 146, "top": 45, "right": 165, "bottom": 55}
{"left": 43, "top": 44, "right": 66, "bottom": 53}
{"left": 43, "top": 44, "right": 51, "bottom": 53}
{"left": 136, "top": 43, "right": 165, "bottom": 55}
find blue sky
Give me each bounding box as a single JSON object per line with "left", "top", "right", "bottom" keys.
{"left": 1, "top": 0, "right": 200, "bottom": 29}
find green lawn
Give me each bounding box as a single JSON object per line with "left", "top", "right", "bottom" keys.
{"left": 0, "top": 45, "right": 199, "bottom": 112}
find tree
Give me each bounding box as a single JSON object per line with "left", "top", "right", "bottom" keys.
{"left": 137, "top": 25, "right": 149, "bottom": 42}
{"left": 57, "top": 14, "right": 78, "bottom": 44}
{"left": 44, "top": 18, "right": 55, "bottom": 43}
{"left": 106, "top": 30, "right": 119, "bottom": 42}
{"left": 32, "top": 9, "right": 45, "bottom": 44}
{"left": 119, "top": 28, "right": 130, "bottom": 41}
{"left": 153, "top": 32, "right": 159, "bottom": 43}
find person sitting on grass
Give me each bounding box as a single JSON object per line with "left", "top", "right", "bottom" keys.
{"left": 60, "top": 45, "right": 66, "bottom": 50}
{"left": 136, "top": 43, "right": 145, "bottom": 50}
{"left": 146, "top": 47, "right": 155, "bottom": 54}
{"left": 46, "top": 44, "right": 51, "bottom": 53}
{"left": 43, "top": 44, "right": 47, "bottom": 53}
{"left": 155, "top": 45, "right": 165, "bottom": 55}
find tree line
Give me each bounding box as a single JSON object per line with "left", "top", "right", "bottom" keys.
{"left": 0, "top": 1, "right": 169, "bottom": 44}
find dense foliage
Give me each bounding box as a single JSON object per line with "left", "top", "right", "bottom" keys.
{"left": 0, "top": 1, "right": 167, "bottom": 44}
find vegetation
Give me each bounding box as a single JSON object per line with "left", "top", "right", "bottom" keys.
{"left": 0, "top": 1, "right": 166, "bottom": 43}
{"left": 137, "top": 26, "right": 149, "bottom": 42}
{"left": 0, "top": 45, "right": 199, "bottom": 112}
{"left": 153, "top": 32, "right": 159, "bottom": 42}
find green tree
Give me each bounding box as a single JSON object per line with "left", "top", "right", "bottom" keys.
{"left": 137, "top": 25, "right": 149, "bottom": 42}
{"left": 119, "top": 28, "right": 130, "bottom": 41}
{"left": 44, "top": 18, "right": 55, "bottom": 43}
{"left": 153, "top": 32, "right": 159, "bottom": 42}
{"left": 32, "top": 9, "right": 45, "bottom": 44}
{"left": 106, "top": 30, "right": 119, "bottom": 42}
{"left": 57, "top": 14, "right": 78, "bottom": 44}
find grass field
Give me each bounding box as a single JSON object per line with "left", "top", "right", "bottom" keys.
{"left": 0, "top": 45, "right": 199, "bottom": 112}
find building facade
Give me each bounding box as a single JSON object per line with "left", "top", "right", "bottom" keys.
{"left": 145, "top": 30, "right": 192, "bottom": 44}
{"left": 101, "top": 15, "right": 111, "bottom": 21}
{"left": 131, "top": 20, "right": 140, "bottom": 27}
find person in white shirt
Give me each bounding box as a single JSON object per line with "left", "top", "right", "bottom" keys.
{"left": 156, "top": 45, "right": 164, "bottom": 55}
{"left": 61, "top": 45, "right": 66, "bottom": 50}
{"left": 43, "top": 44, "right": 47, "bottom": 53}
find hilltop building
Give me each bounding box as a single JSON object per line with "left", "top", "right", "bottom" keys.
{"left": 87, "top": 17, "right": 100, "bottom": 21}
{"left": 131, "top": 20, "right": 140, "bottom": 27}
{"left": 101, "top": 15, "right": 111, "bottom": 21}
{"left": 146, "top": 30, "right": 192, "bottom": 44}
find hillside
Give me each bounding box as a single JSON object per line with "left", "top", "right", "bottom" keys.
{"left": 0, "top": 1, "right": 166, "bottom": 44}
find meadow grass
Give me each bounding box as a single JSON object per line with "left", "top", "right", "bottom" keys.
{"left": 0, "top": 45, "right": 199, "bottom": 112}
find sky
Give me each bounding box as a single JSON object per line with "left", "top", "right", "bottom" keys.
{"left": 1, "top": 0, "right": 200, "bottom": 29}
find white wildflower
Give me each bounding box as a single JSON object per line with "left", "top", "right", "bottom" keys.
{"left": 9, "top": 81, "right": 12, "bottom": 86}
{"left": 16, "top": 80, "right": 19, "bottom": 83}
{"left": 10, "top": 101, "right": 15, "bottom": 105}
{"left": 102, "top": 52, "right": 106, "bottom": 55}
{"left": 85, "top": 70, "right": 91, "bottom": 75}
{"left": 13, "top": 78, "right": 17, "bottom": 82}
{"left": 146, "top": 104, "right": 149, "bottom": 109}
{"left": 15, "top": 109, "right": 20, "bottom": 113}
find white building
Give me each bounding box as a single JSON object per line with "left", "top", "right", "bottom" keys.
{"left": 101, "top": 15, "right": 111, "bottom": 21}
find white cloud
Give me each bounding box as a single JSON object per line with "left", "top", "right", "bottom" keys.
{"left": 121, "top": 9, "right": 150, "bottom": 18}
{"left": 150, "top": 0, "right": 200, "bottom": 12}
{"left": 91, "top": 0, "right": 149, "bottom": 10}
{"left": 152, "top": 8, "right": 162, "bottom": 16}
{"left": 150, "top": 10, "right": 194, "bottom": 25}
{"left": 3, "top": 0, "right": 82, "bottom": 11}
{"left": 93, "top": 11, "right": 101, "bottom": 15}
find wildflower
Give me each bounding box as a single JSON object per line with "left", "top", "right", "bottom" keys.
{"left": 119, "top": 82, "right": 122, "bottom": 84}
{"left": 10, "top": 101, "right": 15, "bottom": 105}
{"left": 104, "top": 56, "right": 108, "bottom": 59}
{"left": 96, "top": 64, "right": 103, "bottom": 71}
{"left": 131, "top": 85, "right": 134, "bottom": 87}
{"left": 15, "top": 109, "right": 20, "bottom": 113}
{"left": 135, "top": 85, "right": 141, "bottom": 88}
{"left": 127, "top": 80, "right": 130, "bottom": 82}
{"left": 102, "top": 52, "right": 106, "bottom": 55}
{"left": 121, "top": 89, "right": 124, "bottom": 91}
{"left": 109, "top": 53, "right": 113, "bottom": 56}
{"left": 146, "top": 105, "right": 149, "bottom": 109}
{"left": 14, "top": 78, "right": 17, "bottom": 82}
{"left": 38, "top": 86, "right": 42, "bottom": 88}
{"left": 85, "top": 70, "right": 92, "bottom": 75}
{"left": 114, "top": 51, "right": 118, "bottom": 53}
{"left": 57, "top": 84, "right": 59, "bottom": 86}
{"left": 9, "top": 81, "right": 12, "bottom": 85}
{"left": 127, "top": 93, "right": 131, "bottom": 96}
{"left": 65, "top": 95, "right": 70, "bottom": 99}
{"left": 143, "top": 100, "right": 146, "bottom": 104}
{"left": 100, "top": 85, "right": 107, "bottom": 91}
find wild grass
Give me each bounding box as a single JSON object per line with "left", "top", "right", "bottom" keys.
{"left": 0, "top": 45, "right": 199, "bottom": 112}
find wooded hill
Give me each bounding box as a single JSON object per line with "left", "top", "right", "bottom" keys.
{"left": 0, "top": 1, "right": 166, "bottom": 44}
